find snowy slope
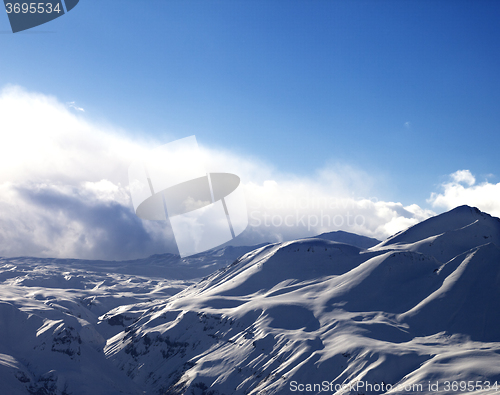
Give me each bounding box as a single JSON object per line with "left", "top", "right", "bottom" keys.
{"left": 1, "top": 205, "right": 500, "bottom": 394}
{"left": 0, "top": 243, "right": 263, "bottom": 394}
{"left": 372, "top": 205, "right": 500, "bottom": 262}
{"left": 102, "top": 206, "right": 500, "bottom": 394}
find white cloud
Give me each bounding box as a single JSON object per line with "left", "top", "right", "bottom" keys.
{"left": 428, "top": 170, "right": 500, "bottom": 217}
{"left": 67, "top": 101, "right": 85, "bottom": 112}
{"left": 450, "top": 169, "right": 476, "bottom": 186}
{"left": 196, "top": 145, "right": 434, "bottom": 243}
{"left": 0, "top": 86, "right": 173, "bottom": 259}
{"left": 0, "top": 181, "right": 176, "bottom": 260}
{"left": 238, "top": 174, "right": 435, "bottom": 243}
{"left": 0, "top": 85, "right": 438, "bottom": 259}
{"left": 0, "top": 85, "right": 159, "bottom": 187}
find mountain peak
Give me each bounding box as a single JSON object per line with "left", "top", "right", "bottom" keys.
{"left": 375, "top": 205, "right": 500, "bottom": 257}
{"left": 311, "top": 230, "right": 380, "bottom": 249}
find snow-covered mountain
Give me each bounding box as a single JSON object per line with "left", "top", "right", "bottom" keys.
{"left": 312, "top": 230, "right": 380, "bottom": 249}
{"left": 1, "top": 205, "right": 499, "bottom": 394}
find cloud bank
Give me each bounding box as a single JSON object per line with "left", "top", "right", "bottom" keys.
{"left": 0, "top": 86, "right": 171, "bottom": 259}
{"left": 428, "top": 170, "right": 500, "bottom": 218}
{"left": 0, "top": 85, "right": 481, "bottom": 260}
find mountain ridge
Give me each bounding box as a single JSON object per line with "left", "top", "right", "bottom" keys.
{"left": 100, "top": 205, "right": 500, "bottom": 394}
{"left": 1, "top": 205, "right": 500, "bottom": 394}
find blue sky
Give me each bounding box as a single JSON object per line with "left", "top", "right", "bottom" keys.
{"left": 1, "top": 1, "right": 500, "bottom": 258}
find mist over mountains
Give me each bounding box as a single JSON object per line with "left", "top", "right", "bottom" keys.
{"left": 0, "top": 205, "right": 499, "bottom": 394}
